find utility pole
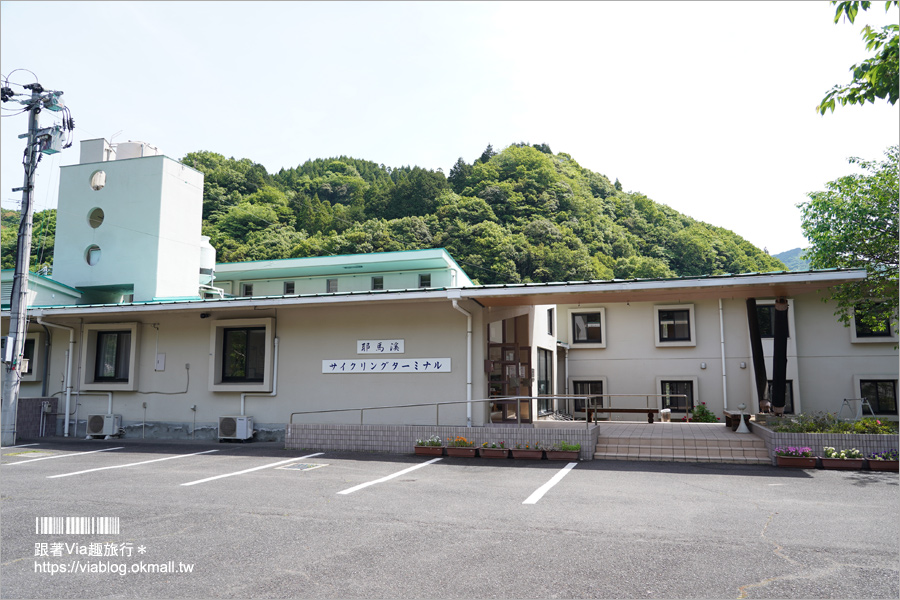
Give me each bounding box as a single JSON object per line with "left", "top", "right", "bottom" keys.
{"left": 1, "top": 81, "right": 71, "bottom": 446}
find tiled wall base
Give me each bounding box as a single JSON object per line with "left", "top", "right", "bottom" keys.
{"left": 752, "top": 423, "right": 899, "bottom": 465}
{"left": 285, "top": 424, "right": 600, "bottom": 461}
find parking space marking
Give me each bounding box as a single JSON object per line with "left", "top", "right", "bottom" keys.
{"left": 523, "top": 462, "right": 578, "bottom": 504}
{"left": 1, "top": 443, "right": 40, "bottom": 449}
{"left": 47, "top": 450, "right": 218, "bottom": 479}
{"left": 180, "top": 453, "right": 324, "bottom": 486}
{"left": 337, "top": 457, "right": 443, "bottom": 495}
{"left": 7, "top": 447, "right": 123, "bottom": 465}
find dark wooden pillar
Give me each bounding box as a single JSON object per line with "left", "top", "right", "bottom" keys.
{"left": 771, "top": 297, "right": 789, "bottom": 415}
{"left": 746, "top": 298, "right": 768, "bottom": 412}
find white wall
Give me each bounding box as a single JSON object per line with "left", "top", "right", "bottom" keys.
{"left": 793, "top": 292, "right": 898, "bottom": 413}
{"left": 53, "top": 155, "right": 204, "bottom": 302}
{"left": 558, "top": 293, "right": 899, "bottom": 420}
{"left": 19, "top": 297, "right": 485, "bottom": 435}
{"left": 221, "top": 269, "right": 454, "bottom": 297}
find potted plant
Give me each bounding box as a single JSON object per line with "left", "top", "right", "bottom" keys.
{"left": 867, "top": 449, "right": 899, "bottom": 471}
{"left": 820, "top": 446, "right": 865, "bottom": 470}
{"left": 445, "top": 436, "right": 476, "bottom": 457}
{"left": 774, "top": 446, "right": 816, "bottom": 468}
{"left": 546, "top": 441, "right": 581, "bottom": 460}
{"left": 479, "top": 441, "right": 509, "bottom": 458}
{"left": 414, "top": 434, "right": 444, "bottom": 456}
{"left": 510, "top": 442, "right": 543, "bottom": 460}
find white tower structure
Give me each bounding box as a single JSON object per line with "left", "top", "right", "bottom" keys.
{"left": 52, "top": 139, "right": 205, "bottom": 303}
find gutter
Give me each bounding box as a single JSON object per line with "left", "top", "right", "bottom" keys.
{"left": 718, "top": 299, "right": 728, "bottom": 411}
{"left": 36, "top": 318, "right": 76, "bottom": 437}
{"left": 449, "top": 292, "right": 472, "bottom": 428}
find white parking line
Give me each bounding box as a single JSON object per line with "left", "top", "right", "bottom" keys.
{"left": 523, "top": 462, "right": 578, "bottom": 504}
{"left": 337, "top": 457, "right": 443, "bottom": 495}
{"left": 1, "top": 443, "right": 40, "bottom": 449}
{"left": 180, "top": 453, "right": 324, "bottom": 486}
{"left": 8, "top": 447, "right": 123, "bottom": 465}
{"left": 47, "top": 450, "right": 218, "bottom": 479}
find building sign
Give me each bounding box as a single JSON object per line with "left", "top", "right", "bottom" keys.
{"left": 323, "top": 359, "right": 450, "bottom": 373}
{"left": 357, "top": 339, "right": 404, "bottom": 354}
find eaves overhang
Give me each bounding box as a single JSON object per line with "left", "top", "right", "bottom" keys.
{"left": 1, "top": 269, "right": 867, "bottom": 319}
{"left": 454, "top": 269, "right": 868, "bottom": 307}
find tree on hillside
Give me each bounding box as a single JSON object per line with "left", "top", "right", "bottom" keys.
{"left": 817, "top": 0, "right": 899, "bottom": 113}
{"left": 799, "top": 146, "right": 898, "bottom": 332}
{"left": 476, "top": 144, "right": 497, "bottom": 164}
{"left": 1, "top": 208, "right": 55, "bottom": 272}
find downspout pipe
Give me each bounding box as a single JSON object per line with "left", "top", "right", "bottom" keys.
{"left": 38, "top": 323, "right": 51, "bottom": 397}
{"left": 556, "top": 342, "right": 570, "bottom": 414}
{"left": 450, "top": 297, "right": 473, "bottom": 428}
{"left": 36, "top": 318, "right": 75, "bottom": 437}
{"left": 718, "top": 299, "right": 728, "bottom": 411}
{"left": 241, "top": 337, "right": 279, "bottom": 416}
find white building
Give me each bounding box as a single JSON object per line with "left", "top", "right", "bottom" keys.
{"left": 2, "top": 139, "right": 897, "bottom": 448}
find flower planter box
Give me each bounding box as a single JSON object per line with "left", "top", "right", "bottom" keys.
{"left": 414, "top": 446, "right": 444, "bottom": 456}
{"left": 445, "top": 447, "right": 477, "bottom": 458}
{"left": 546, "top": 450, "right": 579, "bottom": 461}
{"left": 511, "top": 449, "right": 543, "bottom": 460}
{"left": 820, "top": 458, "right": 865, "bottom": 470}
{"left": 479, "top": 448, "right": 509, "bottom": 458}
{"left": 867, "top": 459, "right": 900, "bottom": 472}
{"left": 776, "top": 456, "right": 817, "bottom": 468}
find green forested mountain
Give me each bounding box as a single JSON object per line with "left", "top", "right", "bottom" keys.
{"left": 773, "top": 248, "right": 810, "bottom": 272}
{"left": 3, "top": 143, "right": 785, "bottom": 284}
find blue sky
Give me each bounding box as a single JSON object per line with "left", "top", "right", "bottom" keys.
{"left": 2, "top": 1, "right": 897, "bottom": 255}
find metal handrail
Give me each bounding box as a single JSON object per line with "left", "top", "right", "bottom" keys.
{"left": 289, "top": 393, "right": 687, "bottom": 429}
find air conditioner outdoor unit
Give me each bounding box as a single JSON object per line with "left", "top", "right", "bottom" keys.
{"left": 218, "top": 416, "right": 253, "bottom": 441}
{"left": 86, "top": 414, "right": 122, "bottom": 437}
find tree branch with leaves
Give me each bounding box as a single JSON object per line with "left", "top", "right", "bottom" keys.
{"left": 799, "top": 145, "right": 899, "bottom": 332}
{"left": 817, "top": 1, "right": 899, "bottom": 114}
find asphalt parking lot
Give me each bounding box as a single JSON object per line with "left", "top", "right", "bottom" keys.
{"left": 1, "top": 438, "right": 898, "bottom": 599}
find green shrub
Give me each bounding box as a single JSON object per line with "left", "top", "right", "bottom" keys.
{"left": 772, "top": 413, "right": 899, "bottom": 434}
{"left": 683, "top": 402, "right": 720, "bottom": 423}
{"left": 555, "top": 441, "right": 581, "bottom": 452}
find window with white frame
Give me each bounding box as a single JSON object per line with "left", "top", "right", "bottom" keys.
{"left": 22, "top": 337, "right": 36, "bottom": 375}
{"left": 568, "top": 308, "right": 607, "bottom": 348}
{"left": 860, "top": 379, "right": 898, "bottom": 415}
{"left": 572, "top": 380, "right": 605, "bottom": 412}
{"left": 80, "top": 323, "right": 140, "bottom": 391}
{"left": 658, "top": 378, "right": 696, "bottom": 412}
{"left": 283, "top": 281, "right": 295, "bottom": 295}
{"left": 372, "top": 276, "right": 384, "bottom": 290}
{"left": 654, "top": 305, "right": 696, "bottom": 347}
{"left": 1, "top": 333, "right": 43, "bottom": 381}
{"left": 222, "top": 327, "right": 266, "bottom": 382}
{"left": 240, "top": 283, "right": 254, "bottom": 297}
{"left": 418, "top": 274, "right": 431, "bottom": 288}
{"left": 94, "top": 330, "right": 132, "bottom": 382}
{"left": 209, "top": 318, "right": 274, "bottom": 392}
{"left": 851, "top": 303, "right": 897, "bottom": 343}
{"left": 547, "top": 308, "right": 554, "bottom": 336}
{"left": 326, "top": 279, "right": 338, "bottom": 293}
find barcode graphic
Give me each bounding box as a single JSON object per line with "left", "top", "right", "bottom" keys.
{"left": 35, "top": 517, "right": 120, "bottom": 535}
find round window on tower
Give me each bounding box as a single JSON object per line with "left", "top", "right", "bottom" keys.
{"left": 89, "top": 170, "right": 106, "bottom": 191}
{"left": 88, "top": 207, "right": 105, "bottom": 228}
{"left": 85, "top": 245, "right": 101, "bottom": 266}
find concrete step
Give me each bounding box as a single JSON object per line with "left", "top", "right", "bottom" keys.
{"left": 594, "top": 440, "right": 771, "bottom": 464}
{"left": 598, "top": 437, "right": 767, "bottom": 449}
{"left": 592, "top": 450, "right": 771, "bottom": 464}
